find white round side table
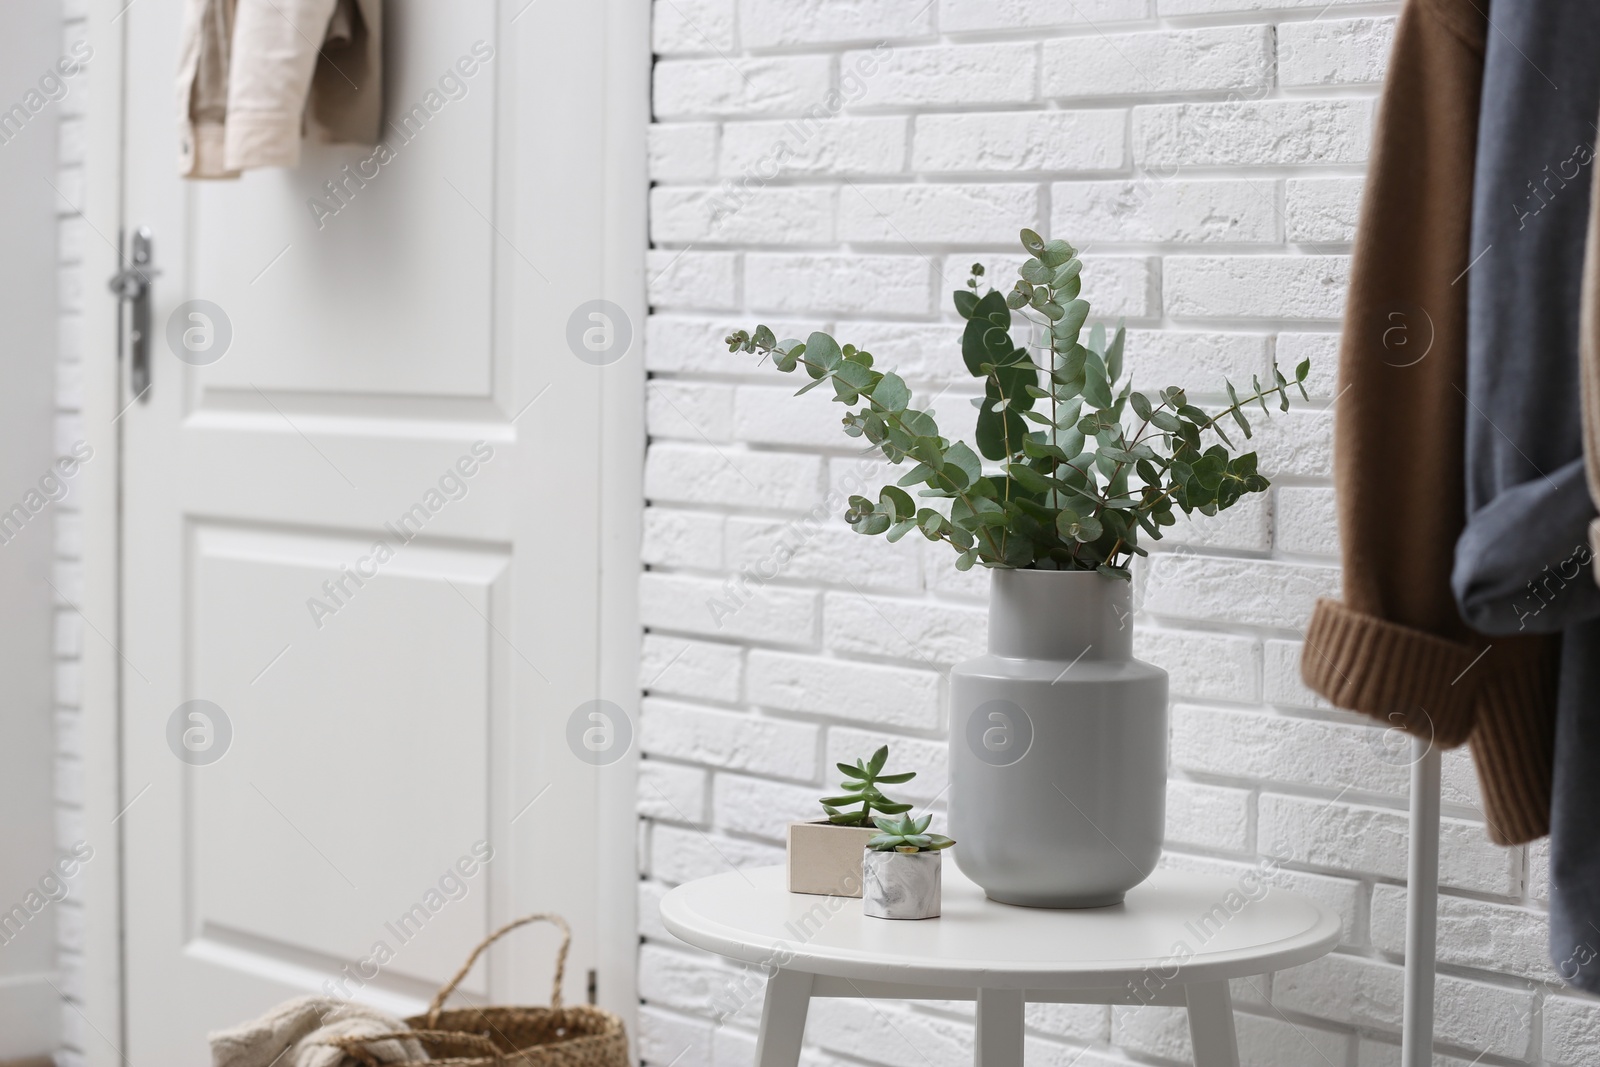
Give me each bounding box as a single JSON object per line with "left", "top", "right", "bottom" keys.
{"left": 661, "top": 863, "right": 1340, "bottom": 1067}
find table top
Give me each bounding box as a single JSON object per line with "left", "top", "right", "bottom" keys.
{"left": 661, "top": 864, "right": 1340, "bottom": 990}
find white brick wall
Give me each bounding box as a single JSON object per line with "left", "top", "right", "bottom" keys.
{"left": 640, "top": 3, "right": 1598, "bottom": 1066}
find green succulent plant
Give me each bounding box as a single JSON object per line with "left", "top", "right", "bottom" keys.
{"left": 725, "top": 229, "right": 1311, "bottom": 578}
{"left": 867, "top": 812, "right": 955, "bottom": 854}
{"left": 820, "top": 746, "right": 915, "bottom": 826}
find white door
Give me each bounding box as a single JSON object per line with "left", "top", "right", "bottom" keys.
{"left": 113, "top": 2, "right": 643, "bottom": 1059}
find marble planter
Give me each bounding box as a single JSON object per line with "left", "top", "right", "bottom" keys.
{"left": 950, "top": 569, "right": 1168, "bottom": 908}
{"left": 862, "top": 849, "right": 941, "bottom": 920}
{"left": 787, "top": 821, "right": 876, "bottom": 897}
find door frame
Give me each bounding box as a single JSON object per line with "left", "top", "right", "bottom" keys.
{"left": 73, "top": 1, "right": 646, "bottom": 1058}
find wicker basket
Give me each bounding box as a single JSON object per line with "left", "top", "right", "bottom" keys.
{"left": 338, "top": 913, "right": 629, "bottom": 1067}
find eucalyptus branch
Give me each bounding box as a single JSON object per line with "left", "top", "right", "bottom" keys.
{"left": 724, "top": 228, "right": 1313, "bottom": 577}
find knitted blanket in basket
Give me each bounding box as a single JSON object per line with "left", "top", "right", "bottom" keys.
{"left": 209, "top": 995, "right": 429, "bottom": 1067}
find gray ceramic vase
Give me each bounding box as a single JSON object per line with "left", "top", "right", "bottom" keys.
{"left": 950, "top": 569, "right": 1168, "bottom": 907}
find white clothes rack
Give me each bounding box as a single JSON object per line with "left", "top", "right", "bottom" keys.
{"left": 1401, "top": 739, "right": 1443, "bottom": 1067}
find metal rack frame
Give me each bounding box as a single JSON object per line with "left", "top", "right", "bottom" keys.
{"left": 1401, "top": 740, "right": 1443, "bottom": 1067}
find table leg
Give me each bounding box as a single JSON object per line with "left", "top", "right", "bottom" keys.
{"left": 1185, "top": 980, "right": 1241, "bottom": 1067}
{"left": 975, "top": 987, "right": 1024, "bottom": 1067}
{"left": 755, "top": 969, "right": 814, "bottom": 1067}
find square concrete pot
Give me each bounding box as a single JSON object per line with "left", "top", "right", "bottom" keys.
{"left": 786, "top": 821, "right": 876, "bottom": 897}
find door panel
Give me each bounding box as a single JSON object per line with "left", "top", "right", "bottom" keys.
{"left": 190, "top": 524, "right": 501, "bottom": 989}
{"left": 117, "top": 1, "right": 636, "bottom": 1058}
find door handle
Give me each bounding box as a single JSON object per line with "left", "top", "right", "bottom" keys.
{"left": 108, "top": 227, "right": 156, "bottom": 401}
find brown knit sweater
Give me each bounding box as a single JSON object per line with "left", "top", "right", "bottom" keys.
{"left": 1300, "top": 0, "right": 1558, "bottom": 845}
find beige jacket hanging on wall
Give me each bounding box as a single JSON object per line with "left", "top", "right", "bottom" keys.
{"left": 177, "top": 0, "right": 382, "bottom": 179}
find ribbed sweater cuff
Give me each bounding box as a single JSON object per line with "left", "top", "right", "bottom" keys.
{"left": 1300, "top": 598, "right": 1481, "bottom": 746}
{"left": 1470, "top": 645, "right": 1557, "bottom": 844}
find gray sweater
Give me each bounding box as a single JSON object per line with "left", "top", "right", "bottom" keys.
{"left": 1454, "top": 0, "right": 1600, "bottom": 994}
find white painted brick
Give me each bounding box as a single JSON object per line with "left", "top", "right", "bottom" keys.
{"left": 1274, "top": 953, "right": 1533, "bottom": 1059}
{"left": 640, "top": 634, "right": 743, "bottom": 702}
{"left": 1276, "top": 486, "right": 1338, "bottom": 556}
{"left": 1544, "top": 994, "right": 1600, "bottom": 1066}
{"left": 1286, "top": 176, "right": 1365, "bottom": 244}
{"left": 1261, "top": 638, "right": 1328, "bottom": 709}
{"left": 1160, "top": 493, "right": 1272, "bottom": 552}
{"left": 826, "top": 727, "right": 947, "bottom": 804}
{"left": 1165, "top": 779, "right": 1251, "bottom": 852}
{"left": 1166, "top": 256, "right": 1350, "bottom": 321}
{"left": 648, "top": 380, "right": 736, "bottom": 441}
{"left": 1355, "top": 1038, "right": 1495, "bottom": 1067}
{"left": 1440, "top": 746, "right": 1483, "bottom": 811}
{"left": 1260, "top": 792, "right": 1518, "bottom": 894}
{"left": 1370, "top": 886, "right": 1556, "bottom": 982}
{"left": 810, "top": 1000, "right": 972, "bottom": 1067}
{"left": 962, "top": 252, "right": 1158, "bottom": 320}
{"left": 1274, "top": 331, "right": 1340, "bottom": 398}
{"left": 1084, "top": 255, "right": 1160, "bottom": 320}
{"left": 645, "top": 442, "right": 822, "bottom": 510}
{"left": 838, "top": 321, "right": 966, "bottom": 381}
{"left": 642, "top": 509, "right": 724, "bottom": 570}
{"left": 647, "top": 315, "right": 824, "bottom": 375}
{"left": 1173, "top": 704, "right": 1408, "bottom": 796}
{"left": 639, "top": 880, "right": 673, "bottom": 942}
{"left": 746, "top": 253, "right": 932, "bottom": 315}
{"left": 843, "top": 43, "right": 1038, "bottom": 109}
{"left": 1134, "top": 101, "right": 1374, "bottom": 168}
{"left": 1529, "top": 836, "right": 1550, "bottom": 903}
{"left": 1112, "top": 1005, "right": 1349, "bottom": 1067}
{"left": 713, "top": 773, "right": 823, "bottom": 838}
{"left": 924, "top": 546, "right": 990, "bottom": 601}
{"left": 730, "top": 383, "right": 857, "bottom": 450}
{"left": 1242, "top": 409, "right": 1333, "bottom": 478}
{"left": 1124, "top": 331, "right": 1270, "bottom": 390}
{"left": 1133, "top": 627, "right": 1260, "bottom": 703}
{"left": 638, "top": 1005, "right": 713, "bottom": 1067}
{"left": 726, "top": 514, "right": 922, "bottom": 591}
{"left": 649, "top": 822, "right": 786, "bottom": 886}
{"left": 737, "top": 0, "right": 932, "bottom": 47}
{"left": 654, "top": 57, "right": 833, "bottom": 119}
{"left": 650, "top": 123, "right": 719, "bottom": 182}
{"left": 1279, "top": 17, "right": 1396, "bottom": 87}
{"left": 1160, "top": 850, "right": 1361, "bottom": 948}
{"left": 1141, "top": 554, "right": 1340, "bottom": 630}
{"left": 1161, "top": 0, "right": 1379, "bottom": 14}
{"left": 652, "top": 0, "right": 734, "bottom": 55}
{"left": 748, "top": 650, "right": 940, "bottom": 729}
{"left": 646, "top": 316, "right": 744, "bottom": 376}
{"left": 1025, "top": 1002, "right": 1109, "bottom": 1043}
{"left": 1055, "top": 178, "right": 1279, "bottom": 245}
{"left": 712, "top": 1029, "right": 760, "bottom": 1067}
{"left": 941, "top": 0, "right": 1147, "bottom": 32}
{"left": 1043, "top": 27, "right": 1272, "bottom": 97}
{"left": 642, "top": 698, "right": 819, "bottom": 779}
{"left": 720, "top": 117, "right": 907, "bottom": 177}
{"left": 838, "top": 183, "right": 1041, "bottom": 245}
{"left": 829, "top": 454, "right": 906, "bottom": 502}
{"left": 651, "top": 185, "right": 835, "bottom": 245}
{"left": 1437, "top": 816, "right": 1522, "bottom": 896}
{"left": 639, "top": 942, "right": 733, "bottom": 1013}
{"left": 913, "top": 111, "right": 1126, "bottom": 173}
{"left": 640, "top": 760, "right": 710, "bottom": 822}
{"left": 824, "top": 590, "right": 986, "bottom": 665}
{"left": 1021, "top": 1038, "right": 1139, "bottom": 1067}
{"left": 648, "top": 250, "right": 739, "bottom": 310}
{"left": 640, "top": 571, "right": 820, "bottom": 644}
